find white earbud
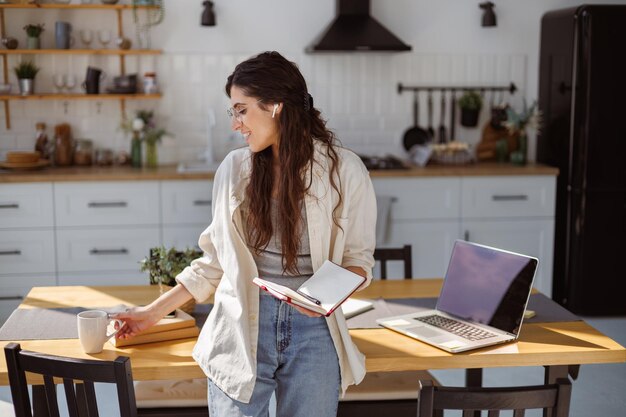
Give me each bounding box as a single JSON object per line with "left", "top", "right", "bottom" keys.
{"left": 271, "top": 104, "right": 278, "bottom": 118}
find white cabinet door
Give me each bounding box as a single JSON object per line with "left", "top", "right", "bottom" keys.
{"left": 462, "top": 176, "right": 556, "bottom": 219}
{"left": 162, "top": 225, "right": 206, "bottom": 250}
{"left": 56, "top": 227, "right": 160, "bottom": 273}
{"left": 377, "top": 221, "right": 460, "bottom": 280}
{"left": 0, "top": 183, "right": 54, "bottom": 228}
{"left": 161, "top": 180, "right": 213, "bottom": 225}
{"left": 462, "top": 219, "right": 554, "bottom": 297}
{"left": 0, "top": 230, "right": 56, "bottom": 274}
{"left": 54, "top": 181, "right": 160, "bottom": 227}
{"left": 372, "top": 178, "right": 460, "bottom": 220}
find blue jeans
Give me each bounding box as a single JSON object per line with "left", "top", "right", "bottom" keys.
{"left": 207, "top": 293, "right": 340, "bottom": 417}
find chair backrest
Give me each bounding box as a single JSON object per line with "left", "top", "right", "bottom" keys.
{"left": 373, "top": 245, "right": 413, "bottom": 279}
{"left": 417, "top": 379, "right": 572, "bottom": 417}
{"left": 4, "top": 342, "right": 137, "bottom": 417}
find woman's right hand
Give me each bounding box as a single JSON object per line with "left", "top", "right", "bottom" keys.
{"left": 111, "top": 306, "right": 162, "bottom": 340}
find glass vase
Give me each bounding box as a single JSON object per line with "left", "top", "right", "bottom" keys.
{"left": 145, "top": 141, "right": 158, "bottom": 168}
{"left": 510, "top": 131, "right": 528, "bottom": 166}
{"left": 130, "top": 133, "right": 142, "bottom": 168}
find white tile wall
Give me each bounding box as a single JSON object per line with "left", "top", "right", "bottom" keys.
{"left": 0, "top": 52, "right": 528, "bottom": 163}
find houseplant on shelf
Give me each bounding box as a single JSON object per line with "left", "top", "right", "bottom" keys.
{"left": 140, "top": 246, "right": 203, "bottom": 314}
{"left": 14, "top": 60, "right": 40, "bottom": 96}
{"left": 504, "top": 100, "right": 542, "bottom": 165}
{"left": 458, "top": 90, "right": 483, "bottom": 127}
{"left": 23, "top": 23, "right": 45, "bottom": 50}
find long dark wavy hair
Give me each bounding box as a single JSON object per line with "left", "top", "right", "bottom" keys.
{"left": 225, "top": 51, "right": 341, "bottom": 275}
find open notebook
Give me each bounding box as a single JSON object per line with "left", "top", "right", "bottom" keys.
{"left": 253, "top": 260, "right": 366, "bottom": 316}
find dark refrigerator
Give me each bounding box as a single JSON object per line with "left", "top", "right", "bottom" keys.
{"left": 537, "top": 5, "right": 626, "bottom": 315}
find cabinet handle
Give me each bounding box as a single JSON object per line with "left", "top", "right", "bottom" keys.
{"left": 0, "top": 203, "right": 19, "bottom": 209}
{"left": 0, "top": 295, "right": 24, "bottom": 301}
{"left": 0, "top": 250, "right": 21, "bottom": 256}
{"left": 491, "top": 194, "right": 528, "bottom": 201}
{"left": 464, "top": 230, "right": 470, "bottom": 241}
{"left": 89, "top": 248, "right": 129, "bottom": 255}
{"left": 87, "top": 201, "right": 128, "bottom": 208}
{"left": 193, "top": 199, "right": 212, "bottom": 206}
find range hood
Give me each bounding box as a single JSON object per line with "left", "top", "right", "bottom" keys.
{"left": 307, "top": 0, "right": 411, "bottom": 52}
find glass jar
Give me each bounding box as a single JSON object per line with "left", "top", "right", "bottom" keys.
{"left": 143, "top": 72, "right": 158, "bottom": 94}
{"left": 74, "top": 139, "right": 94, "bottom": 166}
{"left": 95, "top": 148, "right": 114, "bottom": 166}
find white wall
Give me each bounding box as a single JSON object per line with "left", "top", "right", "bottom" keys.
{"left": 1, "top": 0, "right": 623, "bottom": 164}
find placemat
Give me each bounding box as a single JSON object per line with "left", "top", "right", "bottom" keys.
{"left": 0, "top": 305, "right": 127, "bottom": 341}
{"left": 346, "top": 293, "right": 581, "bottom": 329}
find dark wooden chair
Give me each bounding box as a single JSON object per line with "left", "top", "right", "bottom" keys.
{"left": 417, "top": 378, "right": 572, "bottom": 417}
{"left": 373, "top": 244, "right": 413, "bottom": 279}
{"left": 4, "top": 342, "right": 137, "bottom": 417}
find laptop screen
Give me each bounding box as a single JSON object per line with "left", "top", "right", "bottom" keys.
{"left": 436, "top": 241, "right": 538, "bottom": 335}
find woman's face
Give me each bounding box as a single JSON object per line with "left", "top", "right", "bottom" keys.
{"left": 229, "top": 85, "right": 281, "bottom": 156}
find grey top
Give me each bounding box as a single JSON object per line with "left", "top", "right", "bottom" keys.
{"left": 248, "top": 199, "right": 313, "bottom": 290}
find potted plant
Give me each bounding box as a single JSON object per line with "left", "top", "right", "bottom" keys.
{"left": 504, "top": 100, "right": 542, "bottom": 165}
{"left": 23, "top": 23, "right": 45, "bottom": 50}
{"left": 120, "top": 109, "right": 171, "bottom": 168}
{"left": 458, "top": 90, "right": 483, "bottom": 127}
{"left": 14, "top": 60, "right": 40, "bottom": 96}
{"left": 140, "top": 246, "right": 202, "bottom": 313}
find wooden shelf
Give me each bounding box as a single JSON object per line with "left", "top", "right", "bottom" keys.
{"left": 0, "top": 4, "right": 157, "bottom": 10}
{"left": 0, "top": 49, "right": 162, "bottom": 55}
{"left": 0, "top": 93, "right": 161, "bottom": 100}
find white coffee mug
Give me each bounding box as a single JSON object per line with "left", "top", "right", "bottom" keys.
{"left": 77, "top": 310, "right": 123, "bottom": 354}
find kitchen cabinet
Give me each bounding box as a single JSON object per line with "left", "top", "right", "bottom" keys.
{"left": 372, "top": 178, "right": 461, "bottom": 279}
{"left": 0, "top": 3, "right": 162, "bottom": 129}
{"left": 161, "top": 180, "right": 213, "bottom": 249}
{"left": 460, "top": 176, "right": 556, "bottom": 296}
{"left": 371, "top": 175, "right": 556, "bottom": 297}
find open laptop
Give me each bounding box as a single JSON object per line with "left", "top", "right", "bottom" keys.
{"left": 376, "top": 240, "right": 538, "bottom": 353}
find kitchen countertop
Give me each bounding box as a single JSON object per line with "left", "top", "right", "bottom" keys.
{"left": 0, "top": 162, "right": 558, "bottom": 183}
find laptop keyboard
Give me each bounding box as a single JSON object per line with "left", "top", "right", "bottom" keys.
{"left": 414, "top": 315, "right": 496, "bottom": 341}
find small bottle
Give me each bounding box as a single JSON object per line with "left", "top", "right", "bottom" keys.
{"left": 143, "top": 72, "right": 158, "bottom": 94}
{"left": 34, "top": 122, "right": 49, "bottom": 160}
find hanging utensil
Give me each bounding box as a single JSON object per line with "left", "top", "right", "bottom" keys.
{"left": 438, "top": 90, "right": 447, "bottom": 144}
{"left": 402, "top": 90, "right": 429, "bottom": 151}
{"left": 450, "top": 90, "right": 457, "bottom": 141}
{"left": 426, "top": 90, "right": 435, "bottom": 141}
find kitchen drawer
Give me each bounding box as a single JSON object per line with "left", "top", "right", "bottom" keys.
{"left": 54, "top": 181, "right": 160, "bottom": 227}
{"left": 0, "top": 230, "right": 56, "bottom": 274}
{"left": 161, "top": 180, "right": 213, "bottom": 225}
{"left": 0, "top": 183, "right": 54, "bottom": 228}
{"left": 461, "top": 176, "right": 556, "bottom": 219}
{"left": 58, "top": 271, "right": 148, "bottom": 286}
{"left": 162, "top": 225, "right": 205, "bottom": 250}
{"left": 56, "top": 227, "right": 160, "bottom": 272}
{"left": 371, "top": 178, "right": 460, "bottom": 220}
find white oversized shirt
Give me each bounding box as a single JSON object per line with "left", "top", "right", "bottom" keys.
{"left": 175, "top": 142, "right": 377, "bottom": 403}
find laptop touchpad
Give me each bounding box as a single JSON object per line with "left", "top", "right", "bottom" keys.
{"left": 406, "top": 325, "right": 444, "bottom": 338}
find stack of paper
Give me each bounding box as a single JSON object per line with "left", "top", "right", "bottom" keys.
{"left": 110, "top": 309, "right": 199, "bottom": 347}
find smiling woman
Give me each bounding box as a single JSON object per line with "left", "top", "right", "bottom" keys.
{"left": 112, "top": 51, "right": 377, "bottom": 417}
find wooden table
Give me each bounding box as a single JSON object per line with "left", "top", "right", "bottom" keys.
{"left": 1, "top": 281, "right": 625, "bottom": 388}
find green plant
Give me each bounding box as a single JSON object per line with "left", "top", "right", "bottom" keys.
{"left": 504, "top": 99, "right": 542, "bottom": 135}
{"left": 23, "top": 23, "right": 45, "bottom": 38}
{"left": 132, "top": 0, "right": 165, "bottom": 48}
{"left": 140, "top": 246, "right": 202, "bottom": 287}
{"left": 14, "top": 61, "right": 40, "bottom": 80}
{"left": 120, "top": 109, "right": 172, "bottom": 145}
{"left": 458, "top": 90, "right": 483, "bottom": 111}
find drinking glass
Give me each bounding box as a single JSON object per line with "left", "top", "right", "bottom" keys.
{"left": 79, "top": 29, "right": 93, "bottom": 48}
{"left": 64, "top": 74, "right": 77, "bottom": 93}
{"left": 98, "top": 30, "right": 111, "bottom": 49}
{"left": 53, "top": 74, "right": 66, "bottom": 94}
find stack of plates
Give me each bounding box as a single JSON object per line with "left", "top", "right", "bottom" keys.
{"left": 0, "top": 151, "right": 50, "bottom": 170}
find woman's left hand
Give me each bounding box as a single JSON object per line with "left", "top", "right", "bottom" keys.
{"left": 292, "top": 304, "right": 323, "bottom": 317}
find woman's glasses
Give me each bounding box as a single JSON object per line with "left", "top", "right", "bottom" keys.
{"left": 226, "top": 99, "right": 263, "bottom": 123}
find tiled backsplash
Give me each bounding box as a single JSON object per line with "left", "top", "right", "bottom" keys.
{"left": 0, "top": 52, "right": 528, "bottom": 163}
